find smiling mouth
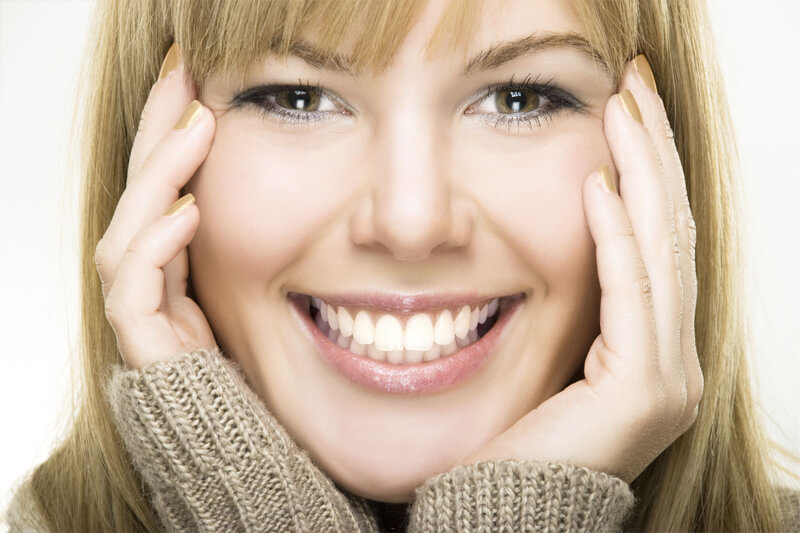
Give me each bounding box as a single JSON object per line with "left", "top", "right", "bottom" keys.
{"left": 290, "top": 292, "right": 518, "bottom": 365}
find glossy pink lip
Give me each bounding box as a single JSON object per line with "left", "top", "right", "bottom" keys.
{"left": 287, "top": 292, "right": 525, "bottom": 395}
{"left": 294, "top": 290, "right": 509, "bottom": 313}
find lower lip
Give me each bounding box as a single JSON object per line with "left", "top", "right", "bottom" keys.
{"left": 288, "top": 293, "right": 524, "bottom": 395}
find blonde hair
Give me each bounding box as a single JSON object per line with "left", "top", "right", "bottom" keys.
{"left": 10, "top": 0, "right": 799, "bottom": 531}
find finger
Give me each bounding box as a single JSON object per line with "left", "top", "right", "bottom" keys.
{"left": 128, "top": 43, "right": 196, "bottom": 180}
{"left": 603, "top": 87, "right": 685, "bottom": 397}
{"left": 104, "top": 198, "right": 199, "bottom": 366}
{"left": 96, "top": 100, "right": 214, "bottom": 296}
{"left": 619, "top": 56, "right": 703, "bottom": 412}
{"left": 164, "top": 248, "right": 189, "bottom": 302}
{"left": 582, "top": 166, "right": 660, "bottom": 386}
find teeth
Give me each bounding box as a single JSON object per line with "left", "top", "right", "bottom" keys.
{"left": 478, "top": 304, "right": 488, "bottom": 324}
{"left": 336, "top": 332, "right": 350, "bottom": 349}
{"left": 366, "top": 342, "right": 386, "bottom": 361}
{"left": 338, "top": 307, "right": 353, "bottom": 337}
{"left": 404, "top": 314, "right": 434, "bottom": 351}
{"left": 405, "top": 349, "right": 425, "bottom": 364}
{"left": 374, "top": 315, "right": 404, "bottom": 352}
{"left": 349, "top": 339, "right": 367, "bottom": 356}
{"left": 308, "top": 295, "right": 503, "bottom": 364}
{"left": 442, "top": 340, "right": 459, "bottom": 355}
{"left": 353, "top": 311, "right": 374, "bottom": 345}
{"left": 433, "top": 310, "right": 455, "bottom": 346}
{"left": 387, "top": 350, "right": 404, "bottom": 364}
{"left": 454, "top": 305, "right": 471, "bottom": 339}
{"left": 423, "top": 343, "right": 442, "bottom": 361}
{"left": 327, "top": 304, "right": 339, "bottom": 331}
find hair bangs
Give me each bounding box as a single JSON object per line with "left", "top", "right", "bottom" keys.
{"left": 168, "top": 0, "right": 485, "bottom": 92}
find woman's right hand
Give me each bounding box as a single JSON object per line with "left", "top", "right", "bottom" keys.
{"left": 94, "top": 43, "right": 217, "bottom": 370}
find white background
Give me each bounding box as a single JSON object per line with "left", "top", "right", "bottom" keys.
{"left": 1, "top": 0, "right": 799, "bottom": 518}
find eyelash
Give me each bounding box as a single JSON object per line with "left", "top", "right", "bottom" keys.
{"left": 229, "top": 74, "right": 585, "bottom": 133}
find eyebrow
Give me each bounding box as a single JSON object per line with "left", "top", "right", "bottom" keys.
{"left": 287, "top": 31, "right": 607, "bottom": 76}
{"left": 462, "top": 32, "right": 607, "bottom": 76}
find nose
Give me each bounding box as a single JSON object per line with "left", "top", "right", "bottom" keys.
{"left": 349, "top": 107, "right": 474, "bottom": 261}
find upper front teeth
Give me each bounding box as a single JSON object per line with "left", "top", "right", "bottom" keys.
{"left": 310, "top": 296, "right": 500, "bottom": 354}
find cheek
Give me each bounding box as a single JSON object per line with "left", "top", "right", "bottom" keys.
{"left": 459, "top": 120, "right": 610, "bottom": 287}
{"left": 184, "top": 118, "right": 359, "bottom": 282}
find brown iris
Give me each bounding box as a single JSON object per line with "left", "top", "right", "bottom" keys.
{"left": 495, "top": 89, "right": 540, "bottom": 114}
{"left": 277, "top": 88, "right": 320, "bottom": 111}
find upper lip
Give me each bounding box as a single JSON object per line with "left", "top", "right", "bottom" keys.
{"left": 289, "top": 290, "right": 525, "bottom": 313}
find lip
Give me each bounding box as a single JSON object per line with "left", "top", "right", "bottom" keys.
{"left": 287, "top": 291, "right": 525, "bottom": 394}
{"left": 295, "top": 290, "right": 509, "bottom": 313}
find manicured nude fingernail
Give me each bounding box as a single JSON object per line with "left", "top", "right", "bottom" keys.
{"left": 618, "top": 90, "right": 643, "bottom": 125}
{"left": 158, "top": 43, "right": 181, "bottom": 80}
{"left": 633, "top": 54, "right": 658, "bottom": 93}
{"left": 163, "top": 193, "right": 195, "bottom": 217}
{"left": 174, "top": 100, "right": 203, "bottom": 130}
{"left": 597, "top": 165, "right": 617, "bottom": 194}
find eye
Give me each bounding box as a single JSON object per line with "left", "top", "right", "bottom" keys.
{"left": 273, "top": 87, "right": 330, "bottom": 112}
{"left": 495, "top": 88, "right": 541, "bottom": 114}
{"left": 230, "top": 82, "right": 346, "bottom": 126}
{"left": 465, "top": 75, "right": 585, "bottom": 133}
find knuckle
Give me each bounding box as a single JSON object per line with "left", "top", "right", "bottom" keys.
{"left": 103, "top": 298, "right": 120, "bottom": 326}
{"left": 126, "top": 230, "right": 147, "bottom": 257}
{"left": 663, "top": 117, "right": 675, "bottom": 139}
{"left": 678, "top": 205, "right": 698, "bottom": 263}
{"left": 688, "top": 361, "right": 705, "bottom": 408}
{"left": 673, "top": 382, "right": 689, "bottom": 420}
{"left": 94, "top": 238, "right": 107, "bottom": 266}
{"left": 94, "top": 239, "right": 110, "bottom": 283}
{"left": 103, "top": 286, "right": 131, "bottom": 328}
{"left": 639, "top": 274, "right": 654, "bottom": 308}
{"left": 682, "top": 402, "right": 700, "bottom": 432}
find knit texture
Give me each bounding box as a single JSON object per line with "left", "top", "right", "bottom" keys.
{"left": 105, "top": 347, "right": 637, "bottom": 532}
{"left": 105, "top": 347, "right": 380, "bottom": 533}
{"left": 6, "top": 346, "right": 800, "bottom": 532}
{"left": 407, "top": 460, "right": 634, "bottom": 532}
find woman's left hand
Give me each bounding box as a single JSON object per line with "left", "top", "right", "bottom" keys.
{"left": 458, "top": 55, "right": 703, "bottom": 485}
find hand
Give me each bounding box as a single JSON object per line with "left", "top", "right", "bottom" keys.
{"left": 94, "top": 43, "right": 218, "bottom": 369}
{"left": 457, "top": 55, "right": 703, "bottom": 484}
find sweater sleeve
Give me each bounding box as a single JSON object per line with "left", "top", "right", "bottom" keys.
{"left": 105, "top": 347, "right": 379, "bottom": 533}
{"left": 407, "top": 459, "right": 636, "bottom": 533}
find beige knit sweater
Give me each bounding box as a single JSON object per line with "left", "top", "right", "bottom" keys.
{"left": 6, "top": 347, "right": 800, "bottom": 532}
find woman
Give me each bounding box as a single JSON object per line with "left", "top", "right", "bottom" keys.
{"left": 5, "top": 0, "right": 800, "bottom": 531}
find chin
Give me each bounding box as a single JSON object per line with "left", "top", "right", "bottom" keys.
{"left": 312, "top": 443, "right": 464, "bottom": 503}
{"left": 288, "top": 415, "right": 496, "bottom": 503}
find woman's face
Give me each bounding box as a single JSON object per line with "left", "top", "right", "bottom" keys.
{"left": 185, "top": 0, "right": 616, "bottom": 502}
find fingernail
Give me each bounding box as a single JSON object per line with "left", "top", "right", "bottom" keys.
{"left": 633, "top": 54, "right": 658, "bottom": 93}
{"left": 618, "top": 90, "right": 643, "bottom": 125}
{"left": 598, "top": 165, "right": 617, "bottom": 194}
{"left": 163, "top": 193, "right": 195, "bottom": 217}
{"left": 174, "top": 100, "right": 203, "bottom": 130}
{"left": 159, "top": 43, "right": 182, "bottom": 80}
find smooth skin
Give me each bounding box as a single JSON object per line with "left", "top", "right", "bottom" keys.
{"left": 95, "top": 0, "right": 701, "bottom": 502}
